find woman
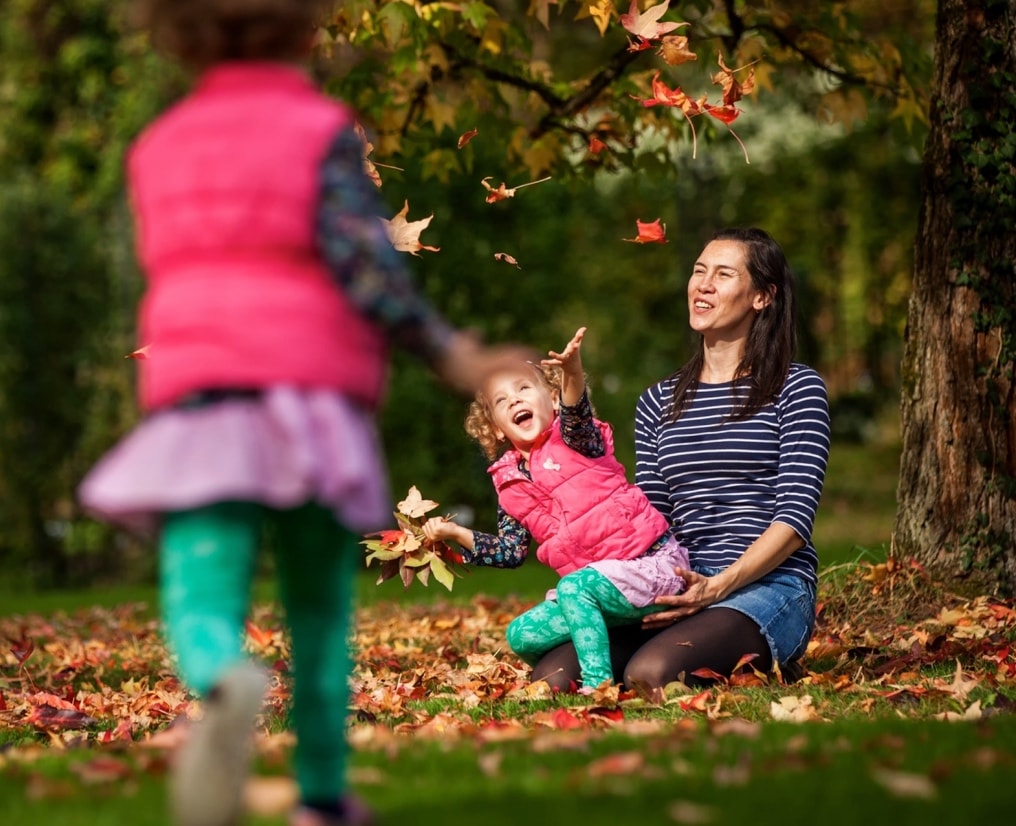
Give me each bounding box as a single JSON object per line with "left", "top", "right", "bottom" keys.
{"left": 530, "top": 227, "right": 830, "bottom": 697}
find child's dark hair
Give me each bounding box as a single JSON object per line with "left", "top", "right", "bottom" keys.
{"left": 465, "top": 361, "right": 561, "bottom": 461}
{"left": 132, "top": 0, "right": 327, "bottom": 71}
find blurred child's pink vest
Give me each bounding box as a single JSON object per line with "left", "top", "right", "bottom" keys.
{"left": 489, "top": 419, "right": 670, "bottom": 576}
{"left": 128, "top": 62, "right": 388, "bottom": 411}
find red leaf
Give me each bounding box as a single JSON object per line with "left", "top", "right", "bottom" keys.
{"left": 549, "top": 707, "right": 585, "bottom": 729}
{"left": 457, "top": 128, "right": 478, "bottom": 149}
{"left": 8, "top": 630, "right": 35, "bottom": 665}
{"left": 588, "top": 136, "right": 607, "bottom": 155}
{"left": 622, "top": 218, "right": 668, "bottom": 244}
{"left": 125, "top": 344, "right": 151, "bottom": 360}
{"left": 28, "top": 704, "right": 96, "bottom": 730}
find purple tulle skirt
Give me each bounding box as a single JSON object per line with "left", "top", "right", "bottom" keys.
{"left": 78, "top": 386, "right": 392, "bottom": 537}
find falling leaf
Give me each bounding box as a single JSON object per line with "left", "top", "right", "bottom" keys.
{"left": 381, "top": 201, "right": 440, "bottom": 256}
{"left": 457, "top": 128, "right": 479, "bottom": 148}
{"left": 354, "top": 122, "right": 383, "bottom": 188}
{"left": 494, "top": 252, "right": 522, "bottom": 268}
{"left": 623, "top": 218, "right": 668, "bottom": 244}
{"left": 657, "top": 34, "right": 697, "bottom": 66}
{"left": 126, "top": 345, "right": 151, "bottom": 360}
{"left": 585, "top": 0, "right": 614, "bottom": 36}
{"left": 620, "top": 0, "right": 684, "bottom": 51}
{"left": 480, "top": 175, "right": 552, "bottom": 203}
{"left": 588, "top": 136, "right": 607, "bottom": 154}
{"left": 712, "top": 53, "right": 756, "bottom": 106}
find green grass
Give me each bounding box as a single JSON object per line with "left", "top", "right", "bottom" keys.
{"left": 2, "top": 717, "right": 1014, "bottom": 825}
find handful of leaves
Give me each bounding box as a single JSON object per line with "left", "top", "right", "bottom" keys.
{"left": 362, "top": 486, "right": 469, "bottom": 591}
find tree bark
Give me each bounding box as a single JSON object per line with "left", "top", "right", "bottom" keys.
{"left": 894, "top": 0, "right": 1016, "bottom": 595}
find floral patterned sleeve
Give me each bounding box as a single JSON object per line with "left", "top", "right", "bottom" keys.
{"left": 460, "top": 506, "right": 531, "bottom": 568}
{"left": 315, "top": 125, "right": 455, "bottom": 364}
{"left": 558, "top": 389, "right": 605, "bottom": 458}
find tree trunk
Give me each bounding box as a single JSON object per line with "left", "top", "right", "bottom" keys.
{"left": 894, "top": 0, "right": 1016, "bottom": 595}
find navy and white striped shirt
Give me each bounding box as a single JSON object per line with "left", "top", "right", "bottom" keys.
{"left": 634, "top": 364, "right": 830, "bottom": 585}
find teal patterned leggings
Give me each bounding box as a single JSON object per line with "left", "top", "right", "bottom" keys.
{"left": 160, "top": 501, "right": 357, "bottom": 804}
{"left": 506, "top": 566, "right": 664, "bottom": 688}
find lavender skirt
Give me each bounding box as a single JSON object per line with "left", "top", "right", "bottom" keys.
{"left": 78, "top": 386, "right": 393, "bottom": 537}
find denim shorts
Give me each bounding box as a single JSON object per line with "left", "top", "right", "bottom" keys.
{"left": 696, "top": 566, "right": 817, "bottom": 666}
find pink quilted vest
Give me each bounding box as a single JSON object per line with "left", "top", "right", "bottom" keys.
{"left": 128, "top": 62, "right": 388, "bottom": 411}
{"left": 489, "top": 419, "right": 670, "bottom": 576}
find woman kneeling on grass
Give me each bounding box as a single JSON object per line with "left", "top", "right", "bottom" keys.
{"left": 530, "top": 228, "right": 831, "bottom": 699}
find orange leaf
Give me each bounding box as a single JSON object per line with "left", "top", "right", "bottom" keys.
{"left": 588, "top": 136, "right": 607, "bottom": 154}
{"left": 657, "top": 34, "right": 696, "bottom": 66}
{"left": 622, "top": 218, "right": 668, "bottom": 244}
{"left": 457, "top": 128, "right": 478, "bottom": 149}
{"left": 381, "top": 201, "right": 440, "bottom": 256}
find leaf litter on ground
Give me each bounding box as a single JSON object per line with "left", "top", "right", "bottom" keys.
{"left": 1, "top": 557, "right": 1014, "bottom": 804}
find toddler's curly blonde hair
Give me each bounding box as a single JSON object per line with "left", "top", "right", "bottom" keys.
{"left": 465, "top": 361, "right": 562, "bottom": 461}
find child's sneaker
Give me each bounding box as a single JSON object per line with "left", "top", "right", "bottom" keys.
{"left": 288, "top": 796, "right": 375, "bottom": 826}
{"left": 170, "top": 662, "right": 268, "bottom": 826}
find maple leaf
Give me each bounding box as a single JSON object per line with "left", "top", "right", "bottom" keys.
{"left": 398, "top": 485, "right": 439, "bottom": 518}
{"left": 588, "top": 136, "right": 607, "bottom": 154}
{"left": 457, "top": 128, "right": 478, "bottom": 149}
{"left": 622, "top": 218, "right": 668, "bottom": 244}
{"left": 582, "top": 0, "right": 613, "bottom": 36}
{"left": 493, "top": 252, "right": 522, "bottom": 269}
{"left": 125, "top": 344, "right": 150, "bottom": 360}
{"left": 381, "top": 201, "right": 440, "bottom": 256}
{"left": 480, "top": 175, "right": 552, "bottom": 203}
{"left": 712, "top": 53, "right": 756, "bottom": 106}
{"left": 620, "top": 0, "right": 683, "bottom": 51}
{"left": 657, "top": 33, "right": 696, "bottom": 66}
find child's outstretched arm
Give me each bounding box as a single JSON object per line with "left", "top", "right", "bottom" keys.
{"left": 423, "top": 512, "right": 531, "bottom": 569}
{"left": 543, "top": 326, "right": 587, "bottom": 407}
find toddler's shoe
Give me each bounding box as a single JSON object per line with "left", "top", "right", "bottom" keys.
{"left": 170, "top": 662, "right": 269, "bottom": 826}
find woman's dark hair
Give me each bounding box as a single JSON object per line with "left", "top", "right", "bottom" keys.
{"left": 667, "top": 226, "right": 797, "bottom": 422}
{"left": 132, "top": 0, "right": 328, "bottom": 71}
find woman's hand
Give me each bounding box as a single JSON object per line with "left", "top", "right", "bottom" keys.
{"left": 642, "top": 567, "right": 724, "bottom": 628}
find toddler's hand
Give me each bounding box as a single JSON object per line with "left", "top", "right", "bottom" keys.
{"left": 543, "top": 326, "right": 586, "bottom": 375}
{"left": 422, "top": 516, "right": 458, "bottom": 543}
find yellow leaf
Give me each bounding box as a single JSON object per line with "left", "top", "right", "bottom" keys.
{"left": 575, "top": 0, "right": 613, "bottom": 36}
{"left": 425, "top": 96, "right": 459, "bottom": 136}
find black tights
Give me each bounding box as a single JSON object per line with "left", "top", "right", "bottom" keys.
{"left": 529, "top": 608, "right": 772, "bottom": 695}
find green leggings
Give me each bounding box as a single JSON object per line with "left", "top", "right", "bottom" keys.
{"left": 505, "top": 566, "right": 663, "bottom": 688}
{"left": 160, "top": 501, "right": 357, "bottom": 803}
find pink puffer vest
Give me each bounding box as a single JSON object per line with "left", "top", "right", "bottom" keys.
{"left": 489, "top": 419, "right": 670, "bottom": 575}
{"left": 128, "top": 62, "right": 388, "bottom": 411}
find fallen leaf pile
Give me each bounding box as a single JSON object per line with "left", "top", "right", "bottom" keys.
{"left": 1, "top": 559, "right": 1013, "bottom": 794}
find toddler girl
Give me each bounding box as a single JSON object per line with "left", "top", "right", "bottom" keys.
{"left": 424, "top": 328, "right": 689, "bottom": 691}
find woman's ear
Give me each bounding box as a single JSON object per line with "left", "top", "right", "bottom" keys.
{"left": 753, "top": 286, "right": 775, "bottom": 313}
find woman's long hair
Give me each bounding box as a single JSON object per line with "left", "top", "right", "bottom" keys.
{"left": 666, "top": 227, "right": 797, "bottom": 422}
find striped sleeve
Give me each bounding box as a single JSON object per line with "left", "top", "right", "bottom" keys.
{"left": 772, "top": 366, "right": 830, "bottom": 543}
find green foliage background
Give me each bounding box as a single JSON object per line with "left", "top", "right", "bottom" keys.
{"left": 0, "top": 0, "right": 927, "bottom": 587}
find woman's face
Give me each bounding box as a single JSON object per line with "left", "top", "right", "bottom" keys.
{"left": 687, "top": 239, "right": 770, "bottom": 343}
